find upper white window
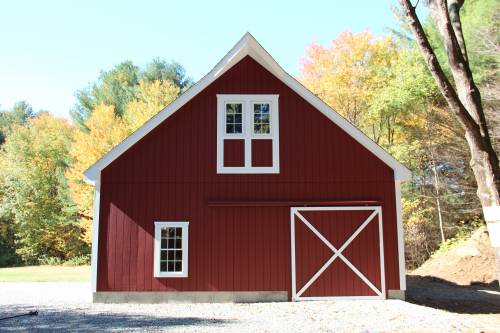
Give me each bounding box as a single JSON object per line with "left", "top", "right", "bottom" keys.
{"left": 154, "top": 221, "right": 189, "bottom": 278}
{"left": 217, "top": 94, "right": 279, "bottom": 174}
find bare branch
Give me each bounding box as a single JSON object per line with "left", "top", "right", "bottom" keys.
{"left": 447, "top": 0, "right": 468, "bottom": 63}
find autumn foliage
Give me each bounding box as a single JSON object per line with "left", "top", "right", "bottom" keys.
{"left": 0, "top": 0, "right": 497, "bottom": 267}
{"left": 300, "top": 31, "right": 398, "bottom": 127}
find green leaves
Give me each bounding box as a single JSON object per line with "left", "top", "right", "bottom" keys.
{"left": 0, "top": 101, "right": 35, "bottom": 145}
{"left": 70, "top": 59, "right": 192, "bottom": 129}
{"left": 0, "top": 114, "right": 86, "bottom": 263}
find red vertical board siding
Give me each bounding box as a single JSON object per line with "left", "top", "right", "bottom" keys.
{"left": 251, "top": 139, "right": 273, "bottom": 167}
{"left": 223, "top": 139, "right": 245, "bottom": 167}
{"left": 96, "top": 56, "right": 400, "bottom": 296}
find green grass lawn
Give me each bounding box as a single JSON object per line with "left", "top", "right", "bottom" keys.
{"left": 0, "top": 265, "right": 90, "bottom": 282}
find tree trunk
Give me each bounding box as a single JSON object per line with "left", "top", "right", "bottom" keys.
{"left": 399, "top": 0, "right": 500, "bottom": 284}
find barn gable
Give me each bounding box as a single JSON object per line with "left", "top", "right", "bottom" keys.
{"left": 83, "top": 33, "right": 411, "bottom": 184}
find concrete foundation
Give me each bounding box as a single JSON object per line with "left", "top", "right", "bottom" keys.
{"left": 93, "top": 291, "right": 289, "bottom": 303}
{"left": 387, "top": 289, "right": 405, "bottom": 300}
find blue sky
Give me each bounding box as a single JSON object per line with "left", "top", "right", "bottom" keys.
{"left": 0, "top": 0, "right": 418, "bottom": 119}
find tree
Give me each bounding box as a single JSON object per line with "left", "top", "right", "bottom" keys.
{"left": 366, "top": 46, "right": 441, "bottom": 145}
{"left": 71, "top": 59, "right": 191, "bottom": 128}
{"left": 66, "top": 105, "right": 129, "bottom": 244}
{"left": 0, "top": 114, "right": 86, "bottom": 263}
{"left": 71, "top": 61, "right": 140, "bottom": 128}
{"left": 142, "top": 58, "right": 191, "bottom": 90}
{"left": 299, "top": 31, "right": 399, "bottom": 128}
{"left": 398, "top": 0, "right": 500, "bottom": 279}
{"left": 0, "top": 101, "right": 35, "bottom": 145}
{"left": 124, "top": 80, "right": 180, "bottom": 132}
{"left": 0, "top": 101, "right": 36, "bottom": 265}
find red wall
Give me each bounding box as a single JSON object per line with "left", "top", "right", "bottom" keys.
{"left": 97, "top": 56, "right": 400, "bottom": 296}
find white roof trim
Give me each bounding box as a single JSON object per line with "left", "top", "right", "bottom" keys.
{"left": 84, "top": 33, "right": 411, "bottom": 184}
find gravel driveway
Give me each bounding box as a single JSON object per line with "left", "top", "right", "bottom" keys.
{"left": 0, "top": 282, "right": 499, "bottom": 332}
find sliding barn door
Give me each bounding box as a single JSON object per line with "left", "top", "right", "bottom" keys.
{"left": 291, "top": 206, "right": 385, "bottom": 300}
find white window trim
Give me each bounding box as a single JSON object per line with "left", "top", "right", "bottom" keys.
{"left": 217, "top": 94, "right": 279, "bottom": 174}
{"left": 154, "top": 221, "right": 189, "bottom": 278}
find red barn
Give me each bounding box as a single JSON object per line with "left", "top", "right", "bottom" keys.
{"left": 84, "top": 33, "right": 411, "bottom": 303}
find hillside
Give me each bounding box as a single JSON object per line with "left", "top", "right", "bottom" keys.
{"left": 411, "top": 227, "right": 497, "bottom": 286}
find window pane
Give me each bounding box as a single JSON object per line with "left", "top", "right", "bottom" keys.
{"left": 160, "top": 261, "right": 168, "bottom": 272}
{"left": 175, "top": 261, "right": 182, "bottom": 272}
{"left": 168, "top": 261, "right": 174, "bottom": 272}
{"left": 226, "top": 103, "right": 242, "bottom": 114}
{"left": 167, "top": 250, "right": 174, "bottom": 260}
{"left": 175, "top": 250, "right": 182, "bottom": 260}
{"left": 261, "top": 112, "right": 270, "bottom": 123}
{"left": 226, "top": 113, "right": 234, "bottom": 123}
{"left": 168, "top": 238, "right": 175, "bottom": 248}
{"left": 167, "top": 228, "right": 175, "bottom": 237}
{"left": 254, "top": 123, "right": 262, "bottom": 133}
{"left": 161, "top": 229, "right": 168, "bottom": 238}
{"left": 261, "top": 124, "right": 270, "bottom": 134}
{"left": 226, "top": 124, "right": 234, "bottom": 134}
{"left": 177, "top": 228, "right": 182, "bottom": 238}
{"left": 175, "top": 239, "right": 182, "bottom": 248}
{"left": 161, "top": 239, "right": 168, "bottom": 249}
{"left": 254, "top": 103, "right": 269, "bottom": 113}
{"left": 234, "top": 113, "right": 242, "bottom": 124}
{"left": 161, "top": 250, "right": 168, "bottom": 260}
{"left": 234, "top": 124, "right": 242, "bottom": 133}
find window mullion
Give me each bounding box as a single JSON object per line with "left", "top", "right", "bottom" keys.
{"left": 244, "top": 100, "right": 252, "bottom": 168}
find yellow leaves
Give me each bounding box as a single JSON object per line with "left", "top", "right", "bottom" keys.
{"left": 75, "top": 105, "right": 128, "bottom": 163}
{"left": 66, "top": 104, "right": 129, "bottom": 245}
{"left": 124, "top": 80, "right": 180, "bottom": 132}
{"left": 67, "top": 104, "right": 127, "bottom": 208}
{"left": 299, "top": 30, "right": 399, "bottom": 126}
{"left": 0, "top": 113, "right": 83, "bottom": 261}
{"left": 1, "top": 113, "right": 73, "bottom": 181}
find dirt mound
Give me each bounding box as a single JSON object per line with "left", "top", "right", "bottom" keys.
{"left": 411, "top": 226, "right": 497, "bottom": 286}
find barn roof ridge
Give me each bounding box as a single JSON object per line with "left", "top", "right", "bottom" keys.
{"left": 84, "top": 32, "right": 411, "bottom": 184}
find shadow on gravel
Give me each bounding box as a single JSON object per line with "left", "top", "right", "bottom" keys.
{"left": 406, "top": 275, "right": 500, "bottom": 314}
{"left": 0, "top": 304, "right": 235, "bottom": 332}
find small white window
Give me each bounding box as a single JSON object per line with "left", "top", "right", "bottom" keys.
{"left": 154, "top": 221, "right": 189, "bottom": 278}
